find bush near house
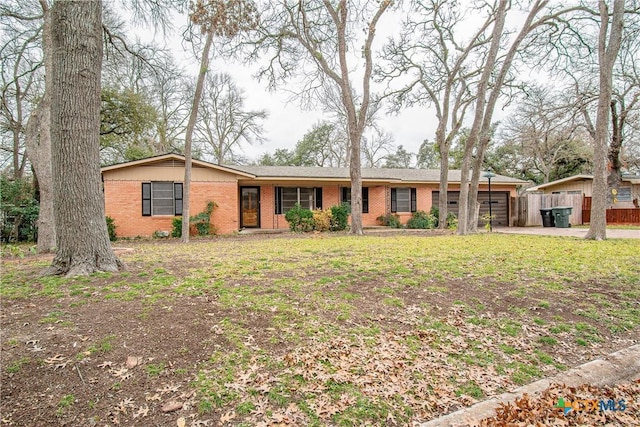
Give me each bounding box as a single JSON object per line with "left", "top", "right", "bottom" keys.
{"left": 285, "top": 203, "right": 350, "bottom": 233}
{"left": 0, "top": 177, "right": 39, "bottom": 243}
{"left": 406, "top": 210, "right": 437, "bottom": 229}
{"left": 377, "top": 213, "right": 402, "bottom": 228}
{"left": 312, "top": 209, "right": 332, "bottom": 232}
{"left": 284, "top": 204, "right": 315, "bottom": 232}
{"left": 171, "top": 201, "right": 218, "bottom": 237}
{"left": 430, "top": 206, "right": 458, "bottom": 229}
{"left": 329, "top": 203, "right": 349, "bottom": 231}
{"left": 106, "top": 216, "right": 117, "bottom": 241}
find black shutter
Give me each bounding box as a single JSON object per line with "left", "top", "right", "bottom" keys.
{"left": 362, "top": 187, "right": 369, "bottom": 213}
{"left": 391, "top": 188, "right": 397, "bottom": 213}
{"left": 275, "top": 187, "right": 282, "bottom": 214}
{"left": 341, "top": 187, "right": 348, "bottom": 203}
{"left": 174, "top": 183, "right": 183, "bottom": 216}
{"left": 142, "top": 182, "right": 151, "bottom": 216}
{"left": 411, "top": 188, "right": 417, "bottom": 212}
{"left": 315, "top": 188, "right": 323, "bottom": 209}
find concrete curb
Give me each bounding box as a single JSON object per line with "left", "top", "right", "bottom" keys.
{"left": 420, "top": 344, "right": 640, "bottom": 427}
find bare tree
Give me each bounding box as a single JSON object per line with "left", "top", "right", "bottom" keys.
{"left": 457, "top": 1, "right": 582, "bottom": 234}
{"left": 47, "top": 0, "right": 123, "bottom": 276}
{"left": 496, "top": 86, "right": 593, "bottom": 183}
{"left": 362, "top": 127, "right": 394, "bottom": 168}
{"left": 0, "top": 22, "right": 41, "bottom": 178}
{"left": 194, "top": 72, "right": 267, "bottom": 164}
{"left": 247, "top": 0, "right": 393, "bottom": 235}
{"left": 563, "top": 5, "right": 639, "bottom": 205}
{"left": 3, "top": 0, "right": 182, "bottom": 252}
{"left": 607, "top": 17, "right": 640, "bottom": 201}
{"left": 379, "top": 0, "right": 493, "bottom": 229}
{"left": 585, "top": 0, "right": 625, "bottom": 240}
{"left": 182, "top": 0, "right": 259, "bottom": 242}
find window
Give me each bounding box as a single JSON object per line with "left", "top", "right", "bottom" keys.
{"left": 275, "top": 187, "right": 322, "bottom": 214}
{"left": 391, "top": 188, "right": 416, "bottom": 213}
{"left": 142, "top": 182, "right": 183, "bottom": 216}
{"left": 618, "top": 187, "right": 631, "bottom": 202}
{"left": 341, "top": 187, "right": 369, "bottom": 213}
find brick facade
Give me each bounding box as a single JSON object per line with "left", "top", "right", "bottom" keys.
{"left": 104, "top": 180, "right": 239, "bottom": 237}
{"left": 102, "top": 154, "right": 522, "bottom": 236}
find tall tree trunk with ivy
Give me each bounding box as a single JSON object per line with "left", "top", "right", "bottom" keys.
{"left": 46, "top": 0, "right": 123, "bottom": 276}
{"left": 181, "top": 31, "right": 213, "bottom": 243}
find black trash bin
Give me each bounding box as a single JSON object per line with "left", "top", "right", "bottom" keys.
{"left": 540, "top": 208, "right": 555, "bottom": 227}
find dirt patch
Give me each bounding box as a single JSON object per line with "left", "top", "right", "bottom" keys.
{"left": 1, "top": 233, "right": 639, "bottom": 426}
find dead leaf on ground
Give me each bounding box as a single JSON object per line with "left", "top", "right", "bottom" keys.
{"left": 126, "top": 355, "right": 140, "bottom": 369}
{"left": 162, "top": 401, "right": 183, "bottom": 413}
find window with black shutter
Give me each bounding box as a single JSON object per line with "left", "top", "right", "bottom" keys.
{"left": 341, "top": 187, "right": 369, "bottom": 213}
{"left": 174, "top": 183, "right": 183, "bottom": 216}
{"left": 411, "top": 188, "right": 417, "bottom": 212}
{"left": 315, "top": 188, "right": 323, "bottom": 209}
{"left": 391, "top": 188, "right": 397, "bottom": 213}
{"left": 391, "top": 188, "right": 414, "bottom": 212}
{"left": 275, "top": 187, "right": 282, "bottom": 214}
{"left": 142, "top": 182, "right": 182, "bottom": 216}
{"left": 142, "top": 183, "right": 151, "bottom": 216}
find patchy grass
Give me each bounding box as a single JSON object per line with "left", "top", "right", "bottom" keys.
{"left": 1, "top": 233, "right": 639, "bottom": 426}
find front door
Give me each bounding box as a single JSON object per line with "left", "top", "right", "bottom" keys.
{"left": 240, "top": 187, "right": 260, "bottom": 228}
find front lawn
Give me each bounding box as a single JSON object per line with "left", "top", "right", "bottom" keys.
{"left": 1, "top": 232, "right": 638, "bottom": 426}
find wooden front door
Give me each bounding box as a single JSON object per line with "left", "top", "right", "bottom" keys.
{"left": 240, "top": 187, "right": 260, "bottom": 228}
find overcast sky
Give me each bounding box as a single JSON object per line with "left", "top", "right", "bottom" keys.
{"left": 152, "top": 5, "right": 520, "bottom": 162}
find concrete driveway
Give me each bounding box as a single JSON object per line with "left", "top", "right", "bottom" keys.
{"left": 495, "top": 226, "right": 640, "bottom": 239}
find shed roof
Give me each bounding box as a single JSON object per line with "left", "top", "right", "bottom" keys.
{"left": 526, "top": 174, "right": 640, "bottom": 192}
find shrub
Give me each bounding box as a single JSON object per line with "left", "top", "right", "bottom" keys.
{"left": 170, "top": 201, "right": 218, "bottom": 238}
{"left": 313, "top": 209, "right": 332, "bottom": 232}
{"left": 429, "top": 206, "right": 458, "bottom": 229}
{"left": 329, "top": 203, "right": 350, "bottom": 231}
{"left": 446, "top": 213, "right": 458, "bottom": 230}
{"left": 106, "top": 216, "right": 117, "bottom": 241}
{"left": 0, "top": 177, "right": 39, "bottom": 243}
{"left": 406, "top": 210, "right": 437, "bottom": 229}
{"left": 481, "top": 212, "right": 495, "bottom": 231}
{"left": 377, "top": 213, "right": 402, "bottom": 228}
{"left": 284, "top": 203, "right": 314, "bottom": 232}
{"left": 171, "top": 217, "right": 182, "bottom": 237}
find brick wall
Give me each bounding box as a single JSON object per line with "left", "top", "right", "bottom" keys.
{"left": 104, "top": 180, "right": 239, "bottom": 237}
{"left": 105, "top": 180, "right": 458, "bottom": 236}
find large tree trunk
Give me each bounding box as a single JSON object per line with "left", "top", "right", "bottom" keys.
{"left": 586, "top": 0, "right": 624, "bottom": 241}
{"left": 25, "top": 102, "right": 56, "bottom": 253}
{"left": 24, "top": 1, "right": 55, "bottom": 253}
{"left": 182, "top": 31, "right": 214, "bottom": 243}
{"left": 47, "top": 0, "right": 122, "bottom": 276}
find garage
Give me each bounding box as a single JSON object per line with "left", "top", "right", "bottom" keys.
{"left": 432, "top": 191, "right": 510, "bottom": 226}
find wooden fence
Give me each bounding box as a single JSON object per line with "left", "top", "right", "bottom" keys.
{"left": 582, "top": 197, "right": 640, "bottom": 224}
{"left": 515, "top": 194, "right": 583, "bottom": 226}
